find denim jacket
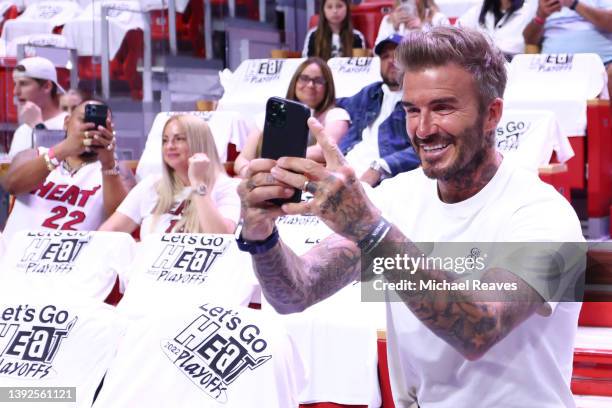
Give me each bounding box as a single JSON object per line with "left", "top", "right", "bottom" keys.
{"left": 336, "top": 82, "right": 420, "bottom": 177}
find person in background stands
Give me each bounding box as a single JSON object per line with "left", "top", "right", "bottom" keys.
{"left": 336, "top": 34, "right": 420, "bottom": 186}
{"left": 375, "top": 0, "right": 449, "bottom": 45}
{"left": 1, "top": 99, "right": 135, "bottom": 240}
{"left": 234, "top": 57, "right": 350, "bottom": 176}
{"left": 9, "top": 56, "right": 68, "bottom": 158}
{"left": 458, "top": 0, "right": 536, "bottom": 60}
{"left": 303, "top": 0, "right": 366, "bottom": 59}
{"left": 60, "top": 88, "right": 87, "bottom": 114}
{"left": 523, "top": 0, "right": 612, "bottom": 95}
{"left": 100, "top": 115, "right": 240, "bottom": 237}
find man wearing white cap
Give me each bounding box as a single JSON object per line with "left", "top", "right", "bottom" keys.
{"left": 9, "top": 56, "right": 67, "bottom": 158}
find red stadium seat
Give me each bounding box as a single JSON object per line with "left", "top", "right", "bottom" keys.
{"left": 77, "top": 29, "right": 144, "bottom": 100}
{"left": 0, "top": 4, "right": 19, "bottom": 35}
{"left": 150, "top": 0, "right": 259, "bottom": 57}
{"left": 308, "top": 1, "right": 394, "bottom": 49}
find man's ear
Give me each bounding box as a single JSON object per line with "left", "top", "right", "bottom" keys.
{"left": 483, "top": 97, "right": 503, "bottom": 135}
{"left": 63, "top": 114, "right": 69, "bottom": 131}
{"left": 41, "top": 80, "right": 53, "bottom": 95}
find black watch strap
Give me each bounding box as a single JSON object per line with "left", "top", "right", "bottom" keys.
{"left": 235, "top": 221, "right": 279, "bottom": 254}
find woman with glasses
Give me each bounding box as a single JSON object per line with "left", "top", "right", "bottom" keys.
{"left": 234, "top": 57, "right": 349, "bottom": 177}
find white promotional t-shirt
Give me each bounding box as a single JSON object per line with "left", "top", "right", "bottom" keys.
{"left": 116, "top": 174, "right": 240, "bottom": 238}
{"left": 375, "top": 12, "right": 449, "bottom": 46}
{"left": 93, "top": 302, "right": 305, "bottom": 408}
{"left": 0, "top": 230, "right": 136, "bottom": 302}
{"left": 2, "top": 155, "right": 106, "bottom": 242}
{"left": 116, "top": 234, "right": 259, "bottom": 320}
{"left": 0, "top": 282, "right": 125, "bottom": 408}
{"left": 457, "top": 2, "right": 537, "bottom": 56}
{"left": 368, "top": 159, "right": 584, "bottom": 407}
{"left": 9, "top": 111, "right": 67, "bottom": 158}
{"left": 274, "top": 212, "right": 385, "bottom": 407}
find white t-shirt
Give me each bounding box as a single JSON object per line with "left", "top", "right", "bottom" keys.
{"left": 116, "top": 234, "right": 259, "bottom": 320}
{"left": 9, "top": 111, "right": 67, "bottom": 158}
{"left": 255, "top": 106, "right": 350, "bottom": 147}
{"left": 3, "top": 154, "right": 106, "bottom": 242}
{"left": 0, "top": 230, "right": 135, "bottom": 302}
{"left": 117, "top": 174, "right": 241, "bottom": 238}
{"left": 368, "top": 158, "right": 584, "bottom": 407}
{"left": 375, "top": 12, "right": 449, "bottom": 46}
{"left": 93, "top": 302, "right": 305, "bottom": 408}
{"left": 345, "top": 84, "right": 402, "bottom": 177}
{"left": 458, "top": 2, "right": 537, "bottom": 56}
{"left": 0, "top": 282, "right": 125, "bottom": 408}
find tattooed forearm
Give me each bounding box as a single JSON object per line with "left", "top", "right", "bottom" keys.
{"left": 377, "top": 226, "right": 543, "bottom": 360}
{"left": 252, "top": 234, "right": 361, "bottom": 314}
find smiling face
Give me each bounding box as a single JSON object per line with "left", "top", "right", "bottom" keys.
{"left": 162, "top": 119, "right": 191, "bottom": 174}
{"left": 295, "top": 63, "right": 327, "bottom": 110}
{"left": 402, "top": 63, "right": 500, "bottom": 182}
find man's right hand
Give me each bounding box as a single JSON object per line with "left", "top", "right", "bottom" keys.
{"left": 537, "top": 0, "right": 562, "bottom": 18}
{"left": 237, "top": 158, "right": 295, "bottom": 241}
{"left": 18, "top": 101, "right": 43, "bottom": 127}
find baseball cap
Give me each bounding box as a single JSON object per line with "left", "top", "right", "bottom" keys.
{"left": 374, "top": 34, "right": 404, "bottom": 56}
{"left": 12, "top": 56, "right": 65, "bottom": 94}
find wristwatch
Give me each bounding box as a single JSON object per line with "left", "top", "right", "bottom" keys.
{"left": 192, "top": 182, "right": 208, "bottom": 196}
{"left": 34, "top": 123, "right": 46, "bottom": 130}
{"left": 369, "top": 159, "right": 390, "bottom": 180}
{"left": 235, "top": 219, "right": 279, "bottom": 254}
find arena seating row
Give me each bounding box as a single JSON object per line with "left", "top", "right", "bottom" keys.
{"left": 0, "top": 0, "right": 260, "bottom": 105}
{"left": 1, "top": 229, "right": 611, "bottom": 407}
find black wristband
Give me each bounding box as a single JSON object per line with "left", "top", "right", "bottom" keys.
{"left": 357, "top": 217, "right": 392, "bottom": 254}
{"left": 235, "top": 221, "right": 280, "bottom": 255}
{"left": 570, "top": 0, "right": 579, "bottom": 10}
{"left": 34, "top": 123, "right": 46, "bottom": 130}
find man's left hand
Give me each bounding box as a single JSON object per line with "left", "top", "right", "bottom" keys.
{"left": 271, "top": 117, "right": 382, "bottom": 243}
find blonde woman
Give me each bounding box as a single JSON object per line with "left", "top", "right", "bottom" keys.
{"left": 100, "top": 115, "right": 239, "bottom": 236}
{"left": 375, "top": 0, "right": 449, "bottom": 45}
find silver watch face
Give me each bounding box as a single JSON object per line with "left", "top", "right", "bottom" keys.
{"left": 195, "top": 183, "right": 208, "bottom": 196}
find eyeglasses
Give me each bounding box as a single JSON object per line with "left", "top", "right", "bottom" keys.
{"left": 297, "top": 74, "right": 327, "bottom": 87}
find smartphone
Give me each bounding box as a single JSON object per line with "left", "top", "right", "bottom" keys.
{"left": 84, "top": 103, "right": 108, "bottom": 129}
{"left": 261, "top": 96, "right": 311, "bottom": 205}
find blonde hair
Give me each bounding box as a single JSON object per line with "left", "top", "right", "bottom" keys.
{"left": 152, "top": 115, "right": 225, "bottom": 233}
{"left": 394, "top": 0, "right": 440, "bottom": 24}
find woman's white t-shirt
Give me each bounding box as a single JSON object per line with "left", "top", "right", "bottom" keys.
{"left": 375, "top": 12, "right": 449, "bottom": 46}
{"left": 116, "top": 173, "right": 240, "bottom": 237}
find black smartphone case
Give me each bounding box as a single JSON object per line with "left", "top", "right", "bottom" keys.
{"left": 261, "top": 96, "right": 311, "bottom": 205}
{"left": 84, "top": 104, "right": 108, "bottom": 129}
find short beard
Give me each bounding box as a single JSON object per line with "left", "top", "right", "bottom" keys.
{"left": 382, "top": 75, "right": 399, "bottom": 89}
{"left": 421, "top": 115, "right": 494, "bottom": 182}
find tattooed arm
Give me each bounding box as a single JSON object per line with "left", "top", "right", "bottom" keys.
{"left": 252, "top": 234, "right": 361, "bottom": 313}
{"left": 373, "top": 226, "right": 545, "bottom": 360}
{"left": 244, "top": 117, "right": 545, "bottom": 360}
